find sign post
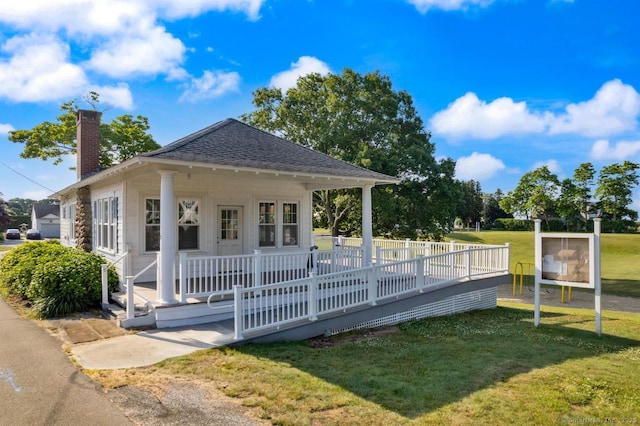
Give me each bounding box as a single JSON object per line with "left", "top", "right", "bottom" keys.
{"left": 533, "top": 218, "right": 602, "bottom": 336}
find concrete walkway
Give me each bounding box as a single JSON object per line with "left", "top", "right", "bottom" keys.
{"left": 0, "top": 297, "right": 133, "bottom": 425}
{"left": 69, "top": 319, "right": 237, "bottom": 370}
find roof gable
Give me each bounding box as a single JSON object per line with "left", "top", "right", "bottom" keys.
{"left": 141, "top": 118, "right": 396, "bottom": 182}
{"left": 33, "top": 204, "right": 60, "bottom": 218}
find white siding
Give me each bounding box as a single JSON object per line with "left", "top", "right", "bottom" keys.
{"left": 123, "top": 170, "right": 313, "bottom": 283}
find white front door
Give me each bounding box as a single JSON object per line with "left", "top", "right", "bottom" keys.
{"left": 217, "top": 206, "right": 243, "bottom": 256}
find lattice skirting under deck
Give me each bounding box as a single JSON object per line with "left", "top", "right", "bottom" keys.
{"left": 332, "top": 287, "right": 497, "bottom": 335}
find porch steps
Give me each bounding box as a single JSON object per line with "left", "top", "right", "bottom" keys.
{"left": 107, "top": 292, "right": 235, "bottom": 329}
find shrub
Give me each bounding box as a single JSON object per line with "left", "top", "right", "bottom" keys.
{"left": 0, "top": 240, "right": 67, "bottom": 297}
{"left": 0, "top": 241, "right": 119, "bottom": 318}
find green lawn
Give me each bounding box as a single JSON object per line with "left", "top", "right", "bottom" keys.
{"left": 92, "top": 303, "right": 640, "bottom": 425}
{"left": 447, "top": 231, "right": 640, "bottom": 298}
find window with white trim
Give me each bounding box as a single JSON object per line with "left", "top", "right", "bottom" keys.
{"left": 144, "top": 198, "right": 200, "bottom": 252}
{"left": 69, "top": 203, "right": 76, "bottom": 242}
{"left": 178, "top": 199, "right": 199, "bottom": 250}
{"left": 258, "top": 201, "right": 300, "bottom": 248}
{"left": 145, "top": 199, "right": 161, "bottom": 252}
{"left": 282, "top": 202, "right": 298, "bottom": 246}
{"left": 94, "top": 197, "right": 117, "bottom": 252}
{"left": 259, "top": 202, "right": 276, "bottom": 247}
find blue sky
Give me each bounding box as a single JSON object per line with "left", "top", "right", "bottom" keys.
{"left": 1, "top": 0, "right": 639, "bottom": 210}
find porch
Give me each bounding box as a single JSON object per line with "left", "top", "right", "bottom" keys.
{"left": 104, "top": 237, "right": 511, "bottom": 341}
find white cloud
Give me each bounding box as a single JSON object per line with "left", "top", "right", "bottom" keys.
{"left": 270, "top": 56, "right": 331, "bottom": 92}
{"left": 153, "top": 0, "right": 265, "bottom": 21}
{"left": 430, "top": 92, "right": 549, "bottom": 139}
{"left": 0, "top": 1, "right": 266, "bottom": 102}
{"left": 549, "top": 79, "right": 640, "bottom": 137}
{"left": 0, "top": 123, "right": 15, "bottom": 135}
{"left": 0, "top": 34, "right": 88, "bottom": 102}
{"left": 455, "top": 152, "right": 505, "bottom": 181}
{"left": 406, "top": 0, "right": 495, "bottom": 13}
{"left": 90, "top": 83, "right": 134, "bottom": 110}
{"left": 179, "top": 70, "right": 241, "bottom": 102}
{"left": 0, "top": 1, "right": 265, "bottom": 35}
{"left": 87, "top": 25, "right": 186, "bottom": 78}
{"left": 590, "top": 139, "right": 640, "bottom": 161}
{"left": 532, "top": 159, "right": 561, "bottom": 174}
{"left": 431, "top": 79, "right": 640, "bottom": 141}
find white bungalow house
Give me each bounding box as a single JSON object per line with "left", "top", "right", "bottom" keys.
{"left": 53, "top": 111, "right": 509, "bottom": 335}
{"left": 53, "top": 111, "right": 396, "bottom": 303}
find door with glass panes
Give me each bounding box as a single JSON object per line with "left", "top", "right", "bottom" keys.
{"left": 217, "top": 206, "right": 243, "bottom": 256}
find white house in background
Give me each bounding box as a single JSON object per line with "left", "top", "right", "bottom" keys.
{"left": 52, "top": 110, "right": 399, "bottom": 305}
{"left": 31, "top": 203, "right": 60, "bottom": 238}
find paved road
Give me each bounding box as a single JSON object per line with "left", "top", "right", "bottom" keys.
{"left": 0, "top": 297, "right": 132, "bottom": 426}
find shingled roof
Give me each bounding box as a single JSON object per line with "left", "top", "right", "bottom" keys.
{"left": 140, "top": 118, "right": 397, "bottom": 183}
{"left": 33, "top": 203, "right": 60, "bottom": 218}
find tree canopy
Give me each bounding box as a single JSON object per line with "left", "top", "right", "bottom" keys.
{"left": 242, "top": 68, "right": 460, "bottom": 240}
{"left": 501, "top": 162, "right": 639, "bottom": 232}
{"left": 8, "top": 93, "right": 160, "bottom": 169}
{"left": 0, "top": 193, "right": 11, "bottom": 227}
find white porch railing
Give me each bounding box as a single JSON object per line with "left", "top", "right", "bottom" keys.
{"left": 178, "top": 247, "right": 365, "bottom": 302}
{"left": 233, "top": 244, "right": 510, "bottom": 339}
{"left": 314, "top": 236, "right": 503, "bottom": 263}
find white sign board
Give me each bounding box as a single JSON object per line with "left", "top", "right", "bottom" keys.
{"left": 538, "top": 234, "right": 595, "bottom": 289}
{"left": 533, "top": 219, "right": 602, "bottom": 336}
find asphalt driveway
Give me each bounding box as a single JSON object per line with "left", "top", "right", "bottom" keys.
{"left": 0, "top": 296, "right": 133, "bottom": 425}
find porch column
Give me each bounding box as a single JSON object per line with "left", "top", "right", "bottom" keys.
{"left": 362, "top": 184, "right": 373, "bottom": 266}
{"left": 158, "top": 170, "right": 178, "bottom": 305}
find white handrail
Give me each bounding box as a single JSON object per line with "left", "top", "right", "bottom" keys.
{"left": 233, "top": 244, "right": 510, "bottom": 339}
{"left": 101, "top": 250, "right": 129, "bottom": 307}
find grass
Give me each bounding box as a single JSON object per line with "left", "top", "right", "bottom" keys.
{"left": 90, "top": 302, "right": 640, "bottom": 425}
{"left": 447, "top": 231, "right": 640, "bottom": 298}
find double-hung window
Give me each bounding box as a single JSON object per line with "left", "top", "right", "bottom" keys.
{"left": 145, "top": 199, "right": 161, "bottom": 252}
{"left": 258, "top": 202, "right": 276, "bottom": 247}
{"left": 282, "top": 202, "right": 298, "bottom": 246}
{"left": 258, "top": 201, "right": 299, "bottom": 248}
{"left": 94, "top": 197, "right": 117, "bottom": 252}
{"left": 69, "top": 203, "right": 77, "bottom": 242}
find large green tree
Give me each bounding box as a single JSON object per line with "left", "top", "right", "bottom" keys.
{"left": 242, "top": 68, "right": 459, "bottom": 240}
{"left": 456, "top": 180, "right": 483, "bottom": 229}
{"left": 481, "top": 189, "right": 511, "bottom": 226}
{"left": 595, "top": 161, "right": 639, "bottom": 222}
{"left": 500, "top": 166, "right": 560, "bottom": 229}
{"left": 555, "top": 163, "right": 596, "bottom": 230}
{"left": 9, "top": 93, "right": 159, "bottom": 169}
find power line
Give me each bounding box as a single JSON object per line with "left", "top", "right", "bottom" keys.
{"left": 0, "top": 161, "right": 57, "bottom": 194}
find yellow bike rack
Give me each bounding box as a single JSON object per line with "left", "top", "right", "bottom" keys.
{"left": 512, "top": 262, "right": 534, "bottom": 296}
{"left": 513, "top": 261, "right": 572, "bottom": 303}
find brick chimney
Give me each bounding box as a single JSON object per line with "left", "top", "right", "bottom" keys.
{"left": 76, "top": 109, "right": 101, "bottom": 180}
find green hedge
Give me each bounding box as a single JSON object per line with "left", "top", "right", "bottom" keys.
{"left": 0, "top": 241, "right": 119, "bottom": 318}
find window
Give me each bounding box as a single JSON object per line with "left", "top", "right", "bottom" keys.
{"left": 258, "top": 201, "right": 299, "bottom": 248}
{"left": 69, "top": 203, "right": 76, "bottom": 241}
{"left": 94, "top": 197, "right": 117, "bottom": 252}
{"left": 145, "top": 199, "right": 161, "bottom": 252}
{"left": 178, "top": 199, "right": 199, "bottom": 250}
{"left": 282, "top": 203, "right": 298, "bottom": 246}
{"left": 259, "top": 202, "right": 276, "bottom": 247}
{"left": 145, "top": 198, "right": 200, "bottom": 252}
{"left": 221, "top": 208, "right": 238, "bottom": 240}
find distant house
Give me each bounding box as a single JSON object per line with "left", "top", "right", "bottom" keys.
{"left": 31, "top": 203, "right": 60, "bottom": 238}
